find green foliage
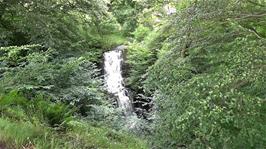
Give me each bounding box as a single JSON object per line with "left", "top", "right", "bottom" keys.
{"left": 99, "top": 33, "right": 126, "bottom": 49}
{"left": 0, "top": 91, "right": 147, "bottom": 148}
{"left": 126, "top": 43, "right": 155, "bottom": 92}
{"left": 110, "top": 0, "right": 144, "bottom": 35}
{"left": 0, "top": 118, "right": 43, "bottom": 148}
{"left": 0, "top": 1, "right": 151, "bottom": 148}
{"left": 1, "top": 0, "right": 265, "bottom": 148}
{"left": 126, "top": 21, "right": 173, "bottom": 90}
{"left": 67, "top": 120, "right": 148, "bottom": 149}
{"left": 36, "top": 98, "right": 73, "bottom": 127}
{"left": 0, "top": 1, "right": 129, "bottom": 142}
{"left": 146, "top": 39, "right": 266, "bottom": 148}
{"left": 132, "top": 25, "right": 151, "bottom": 41}
{"left": 125, "top": 23, "right": 172, "bottom": 112}
{"left": 0, "top": 91, "right": 73, "bottom": 127}
{"left": 0, "top": 45, "right": 108, "bottom": 117}
{"left": 0, "top": 0, "right": 123, "bottom": 53}
{"left": 144, "top": 0, "right": 266, "bottom": 148}
{"left": 0, "top": 45, "right": 44, "bottom": 68}
{"left": 0, "top": 117, "right": 148, "bottom": 149}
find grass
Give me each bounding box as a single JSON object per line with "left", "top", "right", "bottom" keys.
{"left": 0, "top": 117, "right": 148, "bottom": 149}
{"left": 0, "top": 92, "right": 148, "bottom": 149}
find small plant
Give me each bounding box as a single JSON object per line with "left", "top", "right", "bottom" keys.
{"left": 0, "top": 91, "right": 74, "bottom": 128}
{"left": 35, "top": 98, "right": 74, "bottom": 128}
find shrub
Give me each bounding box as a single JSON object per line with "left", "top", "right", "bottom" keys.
{"left": 0, "top": 45, "right": 107, "bottom": 118}
{"left": 132, "top": 25, "right": 151, "bottom": 41}
{"left": 0, "top": 91, "right": 73, "bottom": 128}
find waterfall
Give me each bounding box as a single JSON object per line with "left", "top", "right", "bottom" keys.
{"left": 104, "top": 45, "right": 133, "bottom": 116}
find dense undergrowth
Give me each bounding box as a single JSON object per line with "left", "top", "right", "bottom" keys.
{"left": 0, "top": 91, "right": 147, "bottom": 149}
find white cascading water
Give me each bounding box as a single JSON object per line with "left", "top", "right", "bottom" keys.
{"left": 104, "top": 45, "right": 133, "bottom": 116}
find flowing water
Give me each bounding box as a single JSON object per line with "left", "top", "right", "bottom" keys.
{"left": 104, "top": 45, "right": 133, "bottom": 116}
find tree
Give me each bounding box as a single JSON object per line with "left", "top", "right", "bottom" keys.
{"left": 144, "top": 0, "right": 266, "bottom": 148}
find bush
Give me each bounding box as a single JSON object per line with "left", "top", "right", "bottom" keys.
{"left": 35, "top": 98, "right": 73, "bottom": 127}
{"left": 0, "top": 91, "right": 73, "bottom": 127}
{"left": 126, "top": 43, "right": 155, "bottom": 91}
{"left": 132, "top": 25, "right": 151, "bottom": 41}
{"left": 0, "top": 45, "right": 107, "bottom": 117}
